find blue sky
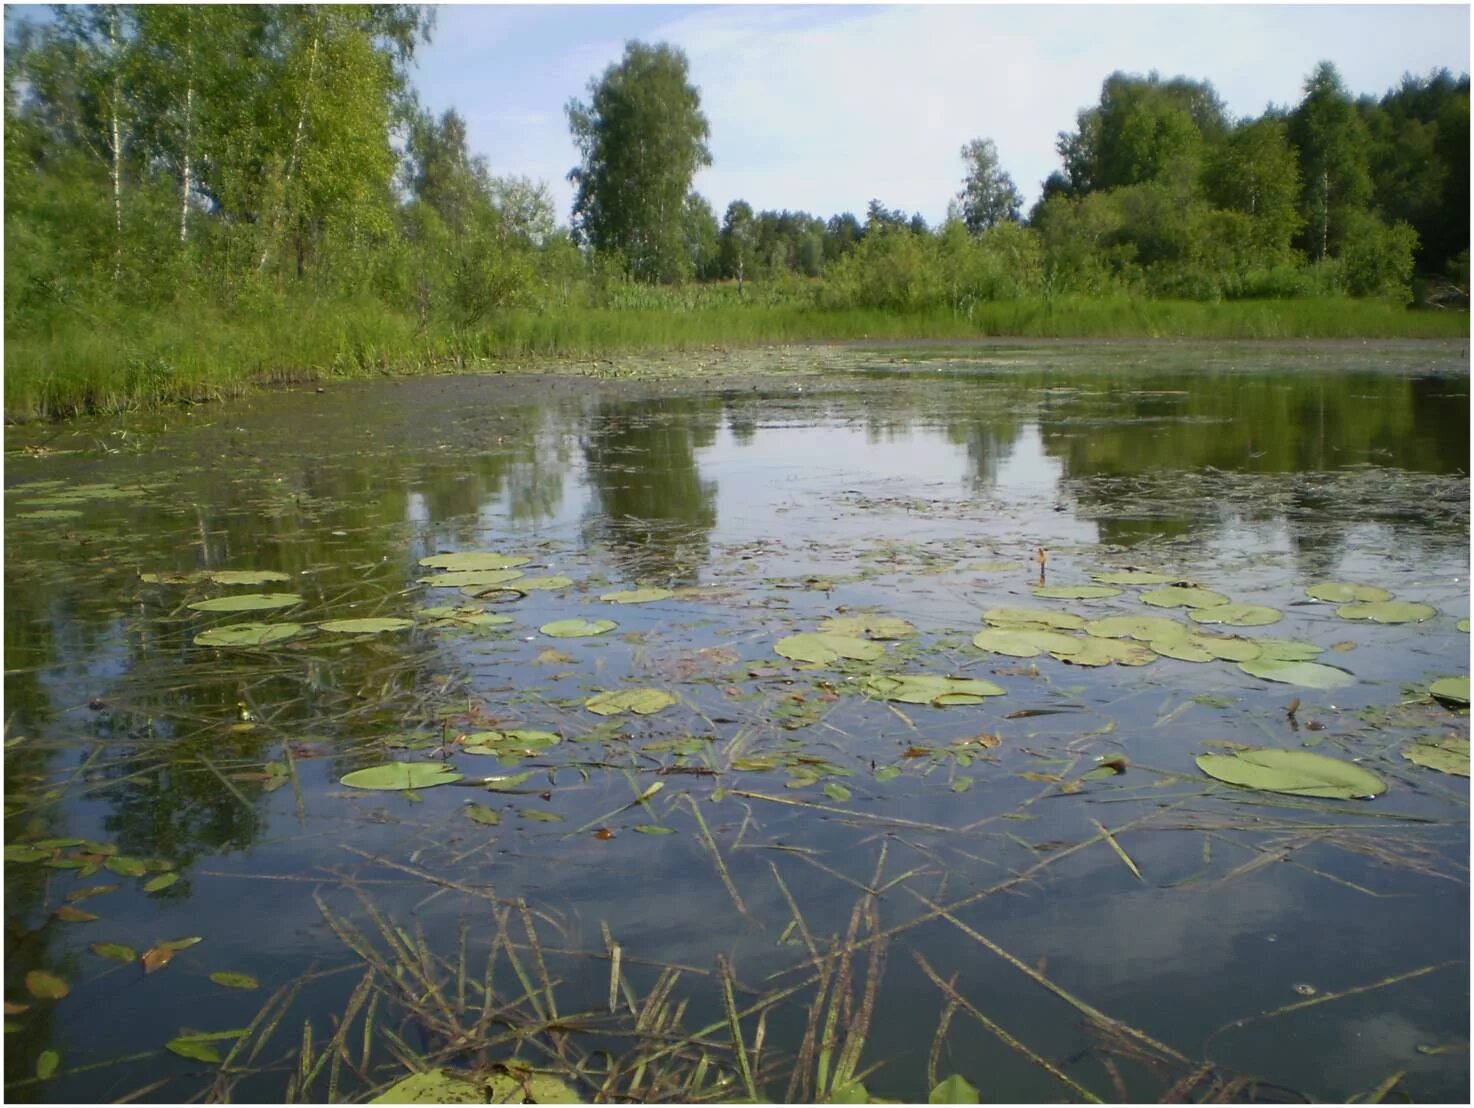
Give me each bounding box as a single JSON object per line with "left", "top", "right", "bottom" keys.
{"left": 412, "top": 2, "right": 1470, "bottom": 227}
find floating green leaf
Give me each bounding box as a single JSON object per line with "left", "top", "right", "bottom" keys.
{"left": 339, "top": 763, "right": 463, "bottom": 790}
{"left": 1429, "top": 676, "right": 1470, "bottom": 707}
{"left": 205, "top": 570, "right": 291, "bottom": 586}
{"left": 633, "top": 825, "right": 675, "bottom": 835}
{"left": 319, "top": 617, "right": 414, "bottom": 634}
{"left": 91, "top": 942, "right": 136, "bottom": 963}
{"left": 465, "top": 804, "right": 501, "bottom": 825}
{"left": 1090, "top": 569, "right": 1174, "bottom": 585}
{"left": 929, "top": 1074, "right": 980, "bottom": 1103}
{"left": 774, "top": 632, "right": 885, "bottom": 664}
{"left": 971, "top": 627, "right": 1082, "bottom": 658}
{"left": 371, "top": 1068, "right": 489, "bottom": 1104}
{"left": 462, "top": 730, "right": 562, "bottom": 755}
{"left": 1056, "top": 638, "right": 1155, "bottom": 667}
{"left": 487, "top": 1071, "right": 581, "bottom": 1104}
{"left": 823, "top": 782, "right": 853, "bottom": 801}
{"left": 599, "top": 587, "right": 674, "bottom": 603}
{"left": 819, "top": 614, "right": 917, "bottom": 639}
{"left": 584, "top": 688, "right": 677, "bottom": 716}
{"left": 1458, "top": 619, "right": 1470, "bottom": 633}
{"left": 105, "top": 856, "right": 147, "bottom": 877}
{"left": 1141, "top": 586, "right": 1230, "bottom": 609}
{"left": 417, "top": 569, "right": 526, "bottom": 589}
{"left": 874, "top": 766, "right": 901, "bottom": 783}
{"left": 194, "top": 622, "right": 303, "bottom": 648}
{"left": 983, "top": 607, "right": 1085, "bottom": 630}
{"left": 1032, "top": 584, "right": 1122, "bottom": 600}
{"left": 522, "top": 809, "right": 564, "bottom": 822}
{"left": 209, "top": 972, "right": 259, "bottom": 989}
{"left": 1336, "top": 600, "right": 1436, "bottom": 624}
{"left": 1187, "top": 603, "right": 1281, "bottom": 627}
{"left": 36, "top": 1050, "right": 59, "bottom": 1080}
{"left": 187, "top": 593, "right": 300, "bottom": 613}
{"left": 166, "top": 1038, "right": 224, "bottom": 1063}
{"left": 418, "top": 606, "right": 514, "bottom": 629}
{"left": 1403, "top": 737, "right": 1469, "bottom": 777}
{"left": 1255, "top": 638, "right": 1324, "bottom": 662}
{"left": 1237, "top": 658, "right": 1355, "bottom": 689}
{"left": 539, "top": 618, "right": 617, "bottom": 638}
{"left": 25, "top": 971, "right": 68, "bottom": 1000}
{"left": 516, "top": 575, "right": 574, "bottom": 591}
{"left": 417, "top": 552, "right": 530, "bottom": 572}
{"left": 1150, "top": 631, "right": 1261, "bottom": 664}
{"left": 1195, "top": 748, "right": 1385, "bottom": 799}
{"left": 1084, "top": 614, "right": 1188, "bottom": 641}
{"left": 143, "top": 872, "right": 179, "bottom": 893}
{"left": 1306, "top": 582, "right": 1392, "bottom": 603}
{"left": 862, "top": 674, "right": 1006, "bottom": 705}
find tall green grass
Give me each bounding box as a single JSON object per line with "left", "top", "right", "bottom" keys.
{"left": 5, "top": 294, "right": 1466, "bottom": 420}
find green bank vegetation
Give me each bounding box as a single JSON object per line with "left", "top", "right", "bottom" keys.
{"left": 4, "top": 8, "right": 1469, "bottom": 419}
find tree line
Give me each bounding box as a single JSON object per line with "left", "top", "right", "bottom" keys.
{"left": 5, "top": 5, "right": 1468, "bottom": 347}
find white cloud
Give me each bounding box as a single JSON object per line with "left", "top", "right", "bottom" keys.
{"left": 418, "top": 3, "right": 1469, "bottom": 227}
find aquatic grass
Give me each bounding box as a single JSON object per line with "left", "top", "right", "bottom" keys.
{"left": 6, "top": 292, "right": 1465, "bottom": 419}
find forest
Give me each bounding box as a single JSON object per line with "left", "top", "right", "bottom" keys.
{"left": 4, "top": 5, "right": 1470, "bottom": 418}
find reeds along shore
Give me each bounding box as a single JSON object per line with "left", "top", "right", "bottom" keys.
{"left": 5, "top": 295, "right": 1466, "bottom": 422}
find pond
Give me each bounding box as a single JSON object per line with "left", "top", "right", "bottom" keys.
{"left": 4, "top": 340, "right": 1469, "bottom": 1104}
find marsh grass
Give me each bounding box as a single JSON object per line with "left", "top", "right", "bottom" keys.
{"left": 5, "top": 293, "right": 1466, "bottom": 421}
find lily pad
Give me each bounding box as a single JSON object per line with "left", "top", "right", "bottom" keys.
{"left": 1255, "top": 638, "right": 1324, "bottom": 662}
{"left": 417, "top": 569, "right": 526, "bottom": 589}
{"left": 584, "top": 688, "right": 677, "bottom": 716}
{"left": 193, "top": 622, "right": 303, "bottom": 648}
{"left": 25, "top": 971, "right": 68, "bottom": 1000}
{"left": 1090, "top": 569, "right": 1174, "bottom": 585}
{"left": 1032, "top": 584, "right": 1122, "bottom": 600}
{"left": 1306, "top": 582, "right": 1392, "bottom": 603}
{"left": 186, "top": 593, "right": 301, "bottom": 613}
{"left": 983, "top": 607, "right": 1085, "bottom": 631}
{"left": 418, "top": 607, "right": 514, "bottom": 629}
{"left": 1151, "top": 631, "right": 1261, "bottom": 663}
{"left": 1195, "top": 748, "right": 1385, "bottom": 799}
{"left": 774, "top": 632, "right": 885, "bottom": 664}
{"left": 930, "top": 1074, "right": 980, "bottom": 1104}
{"left": 1084, "top": 614, "right": 1188, "bottom": 641}
{"left": 371, "top": 1069, "right": 490, "bottom": 1104}
{"left": 205, "top": 570, "right": 291, "bottom": 586}
{"left": 515, "top": 575, "right": 574, "bottom": 591}
{"left": 599, "top": 587, "right": 674, "bottom": 603}
{"left": 971, "top": 627, "right": 1082, "bottom": 657}
{"left": 1056, "top": 638, "right": 1155, "bottom": 667}
{"left": 1336, "top": 601, "right": 1436, "bottom": 624}
{"left": 209, "top": 972, "right": 260, "bottom": 989}
{"left": 1141, "top": 586, "right": 1230, "bottom": 609}
{"left": 319, "top": 618, "right": 414, "bottom": 634}
{"left": 91, "top": 942, "right": 137, "bottom": 962}
{"left": 1237, "top": 658, "right": 1355, "bottom": 690}
{"left": 1458, "top": 619, "right": 1470, "bottom": 633}
{"left": 417, "top": 552, "right": 530, "bottom": 572}
{"left": 1403, "top": 737, "right": 1469, "bottom": 776}
{"left": 339, "top": 763, "right": 464, "bottom": 790}
{"left": 819, "top": 614, "right": 917, "bottom": 639}
{"left": 1429, "top": 676, "right": 1470, "bottom": 707}
{"left": 539, "top": 618, "right": 617, "bottom": 638}
{"left": 1187, "top": 603, "right": 1282, "bottom": 627}
{"left": 861, "top": 674, "right": 1006, "bottom": 705}
{"left": 462, "top": 730, "right": 562, "bottom": 755}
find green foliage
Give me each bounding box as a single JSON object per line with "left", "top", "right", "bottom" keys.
{"left": 957, "top": 138, "right": 1023, "bottom": 233}
{"left": 567, "top": 41, "right": 711, "bottom": 282}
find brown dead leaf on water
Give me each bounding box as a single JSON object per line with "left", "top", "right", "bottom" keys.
{"left": 141, "top": 946, "right": 174, "bottom": 974}
{"left": 535, "top": 648, "right": 574, "bottom": 665}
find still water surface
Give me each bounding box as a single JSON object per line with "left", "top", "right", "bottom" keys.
{"left": 4, "top": 343, "right": 1469, "bottom": 1102}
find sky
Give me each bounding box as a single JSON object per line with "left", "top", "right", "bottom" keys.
{"left": 412, "top": 2, "right": 1471, "bottom": 228}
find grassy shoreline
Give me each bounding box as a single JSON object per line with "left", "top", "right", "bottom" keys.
{"left": 5, "top": 295, "right": 1468, "bottom": 421}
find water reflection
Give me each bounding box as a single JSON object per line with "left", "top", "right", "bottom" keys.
{"left": 3, "top": 351, "right": 1467, "bottom": 1104}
